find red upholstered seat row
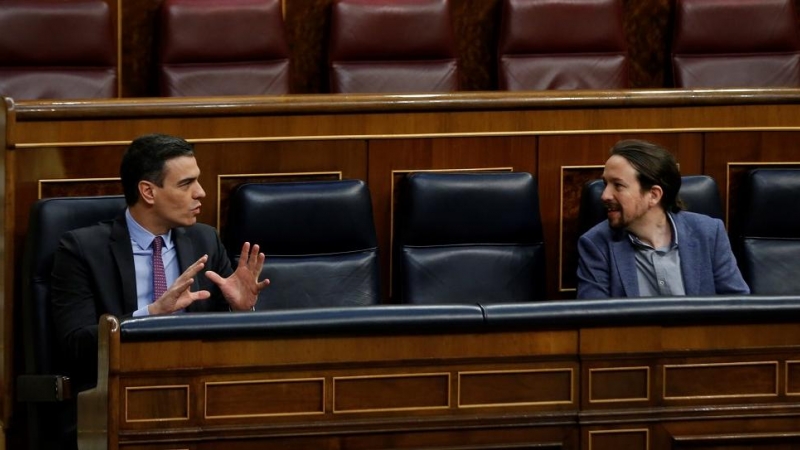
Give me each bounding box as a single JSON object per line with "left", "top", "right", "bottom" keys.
{"left": 1, "top": 0, "right": 799, "bottom": 100}
{"left": 158, "top": 0, "right": 291, "bottom": 97}
{"left": 672, "top": 0, "right": 800, "bottom": 88}
{"left": 0, "top": 0, "right": 117, "bottom": 101}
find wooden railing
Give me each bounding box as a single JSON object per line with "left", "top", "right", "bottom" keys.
{"left": 79, "top": 297, "right": 800, "bottom": 449}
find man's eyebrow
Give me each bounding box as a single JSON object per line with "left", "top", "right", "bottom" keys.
{"left": 177, "top": 176, "right": 197, "bottom": 185}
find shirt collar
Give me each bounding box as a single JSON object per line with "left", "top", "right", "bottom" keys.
{"left": 125, "top": 208, "right": 173, "bottom": 250}
{"left": 627, "top": 211, "right": 679, "bottom": 250}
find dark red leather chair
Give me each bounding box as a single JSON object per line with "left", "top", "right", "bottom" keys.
{"left": 672, "top": 0, "right": 800, "bottom": 88}
{"left": 159, "top": 0, "right": 291, "bottom": 96}
{"left": 0, "top": 0, "right": 117, "bottom": 101}
{"left": 497, "top": 0, "right": 629, "bottom": 90}
{"left": 328, "top": 0, "right": 459, "bottom": 93}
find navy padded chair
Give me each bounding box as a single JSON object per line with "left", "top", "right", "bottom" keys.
{"left": 328, "top": 0, "right": 459, "bottom": 93}
{"left": 0, "top": 0, "right": 117, "bottom": 100}
{"left": 738, "top": 168, "right": 800, "bottom": 295}
{"left": 671, "top": 0, "right": 800, "bottom": 88}
{"left": 223, "top": 180, "right": 380, "bottom": 308}
{"left": 158, "top": 0, "right": 291, "bottom": 96}
{"left": 578, "top": 175, "right": 724, "bottom": 238}
{"left": 497, "top": 0, "right": 629, "bottom": 90}
{"left": 19, "top": 195, "right": 126, "bottom": 450}
{"left": 394, "top": 172, "right": 546, "bottom": 304}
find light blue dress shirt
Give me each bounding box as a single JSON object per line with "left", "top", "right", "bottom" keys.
{"left": 125, "top": 209, "right": 180, "bottom": 316}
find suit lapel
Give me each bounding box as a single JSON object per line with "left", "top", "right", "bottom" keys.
{"left": 173, "top": 227, "right": 194, "bottom": 273}
{"left": 173, "top": 227, "right": 204, "bottom": 303}
{"left": 610, "top": 232, "right": 639, "bottom": 297}
{"left": 110, "top": 215, "right": 138, "bottom": 314}
{"left": 675, "top": 213, "right": 701, "bottom": 295}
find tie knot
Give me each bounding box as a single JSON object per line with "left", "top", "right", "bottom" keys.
{"left": 152, "top": 236, "right": 164, "bottom": 252}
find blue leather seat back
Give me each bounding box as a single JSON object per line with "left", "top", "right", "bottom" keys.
{"left": 22, "top": 195, "right": 125, "bottom": 450}
{"left": 739, "top": 168, "right": 800, "bottom": 295}
{"left": 395, "top": 172, "right": 546, "bottom": 304}
{"left": 224, "top": 180, "right": 380, "bottom": 308}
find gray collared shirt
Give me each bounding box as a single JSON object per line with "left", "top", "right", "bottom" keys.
{"left": 627, "top": 213, "right": 686, "bottom": 297}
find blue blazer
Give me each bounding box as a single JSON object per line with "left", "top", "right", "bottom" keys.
{"left": 577, "top": 211, "right": 750, "bottom": 299}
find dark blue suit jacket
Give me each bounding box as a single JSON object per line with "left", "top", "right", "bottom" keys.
{"left": 577, "top": 211, "right": 750, "bottom": 299}
{"left": 51, "top": 214, "right": 233, "bottom": 391}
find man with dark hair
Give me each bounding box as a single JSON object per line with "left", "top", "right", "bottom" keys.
{"left": 577, "top": 139, "right": 749, "bottom": 299}
{"left": 51, "top": 134, "right": 270, "bottom": 393}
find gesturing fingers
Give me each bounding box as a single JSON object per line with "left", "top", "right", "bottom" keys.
{"left": 151, "top": 276, "right": 210, "bottom": 315}
{"left": 238, "top": 242, "right": 266, "bottom": 276}
{"left": 179, "top": 254, "right": 208, "bottom": 281}
{"left": 249, "top": 243, "right": 265, "bottom": 274}
{"left": 237, "top": 242, "right": 252, "bottom": 269}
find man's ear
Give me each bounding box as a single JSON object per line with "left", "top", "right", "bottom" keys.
{"left": 649, "top": 185, "right": 664, "bottom": 206}
{"left": 139, "top": 180, "right": 156, "bottom": 205}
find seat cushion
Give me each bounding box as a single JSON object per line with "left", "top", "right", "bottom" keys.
{"left": 402, "top": 245, "right": 545, "bottom": 304}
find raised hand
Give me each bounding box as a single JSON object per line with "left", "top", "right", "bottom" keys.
{"left": 148, "top": 255, "right": 211, "bottom": 315}
{"left": 205, "top": 242, "right": 270, "bottom": 311}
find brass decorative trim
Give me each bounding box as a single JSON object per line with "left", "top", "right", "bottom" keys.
{"left": 588, "top": 366, "right": 650, "bottom": 403}
{"left": 38, "top": 177, "right": 120, "bottom": 199}
{"left": 204, "top": 377, "right": 325, "bottom": 419}
{"left": 124, "top": 384, "right": 190, "bottom": 423}
{"left": 588, "top": 428, "right": 649, "bottom": 450}
{"left": 216, "top": 171, "right": 342, "bottom": 229}
{"left": 559, "top": 165, "right": 603, "bottom": 292}
{"left": 332, "top": 372, "right": 451, "bottom": 414}
{"left": 674, "top": 431, "right": 800, "bottom": 444}
{"left": 457, "top": 368, "right": 574, "bottom": 408}
{"left": 16, "top": 140, "right": 132, "bottom": 149}
{"left": 663, "top": 361, "right": 779, "bottom": 400}
{"left": 389, "top": 167, "right": 514, "bottom": 296}
{"left": 114, "top": 0, "right": 122, "bottom": 98}
{"left": 16, "top": 126, "right": 800, "bottom": 149}
{"left": 787, "top": 360, "right": 800, "bottom": 396}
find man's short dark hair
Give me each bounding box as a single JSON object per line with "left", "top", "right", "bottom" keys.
{"left": 610, "top": 139, "right": 684, "bottom": 212}
{"left": 120, "top": 134, "right": 195, "bottom": 206}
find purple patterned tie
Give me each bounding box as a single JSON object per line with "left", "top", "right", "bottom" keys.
{"left": 152, "top": 236, "right": 167, "bottom": 302}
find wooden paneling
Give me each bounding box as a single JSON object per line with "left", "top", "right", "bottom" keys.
{"left": 80, "top": 314, "right": 800, "bottom": 449}
{"left": 458, "top": 368, "right": 574, "bottom": 407}
{"left": 587, "top": 428, "right": 648, "bottom": 450}
{"left": 125, "top": 385, "right": 189, "bottom": 422}
{"left": 663, "top": 362, "right": 779, "bottom": 400}
{"left": 588, "top": 366, "right": 650, "bottom": 404}
{"left": 7, "top": 91, "right": 800, "bottom": 448}
{"left": 333, "top": 373, "right": 450, "bottom": 412}
{"left": 206, "top": 378, "right": 325, "bottom": 418}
